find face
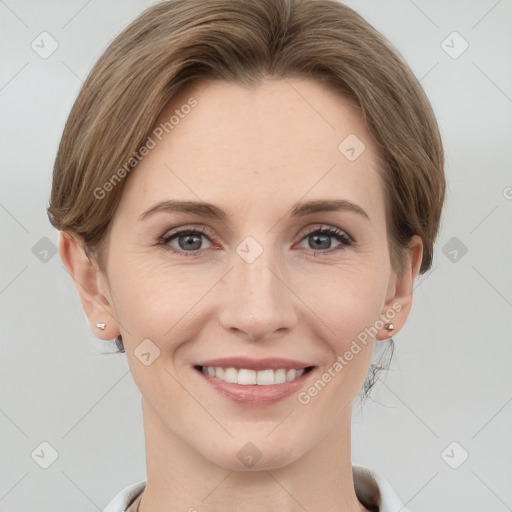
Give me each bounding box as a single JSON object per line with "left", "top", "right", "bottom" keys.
{"left": 80, "top": 78, "right": 420, "bottom": 470}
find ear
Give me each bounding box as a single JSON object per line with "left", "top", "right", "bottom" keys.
{"left": 58, "top": 231, "right": 120, "bottom": 340}
{"left": 376, "top": 235, "right": 423, "bottom": 340}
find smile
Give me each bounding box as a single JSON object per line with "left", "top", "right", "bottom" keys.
{"left": 193, "top": 361, "right": 317, "bottom": 407}
{"left": 196, "top": 366, "right": 315, "bottom": 386}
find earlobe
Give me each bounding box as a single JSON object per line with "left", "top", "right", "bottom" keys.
{"left": 376, "top": 235, "right": 424, "bottom": 341}
{"left": 58, "top": 231, "right": 120, "bottom": 340}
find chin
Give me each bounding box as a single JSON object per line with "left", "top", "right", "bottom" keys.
{"left": 198, "top": 433, "right": 311, "bottom": 472}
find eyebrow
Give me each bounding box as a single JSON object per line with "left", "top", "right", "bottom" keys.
{"left": 138, "top": 198, "right": 370, "bottom": 222}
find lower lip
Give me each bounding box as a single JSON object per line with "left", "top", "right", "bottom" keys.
{"left": 195, "top": 367, "right": 316, "bottom": 407}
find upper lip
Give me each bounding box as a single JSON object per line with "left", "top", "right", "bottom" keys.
{"left": 195, "top": 357, "right": 315, "bottom": 371}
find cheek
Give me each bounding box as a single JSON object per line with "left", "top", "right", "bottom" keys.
{"left": 304, "top": 261, "right": 388, "bottom": 340}
{"left": 107, "top": 251, "right": 204, "bottom": 334}
{"left": 297, "top": 263, "right": 388, "bottom": 394}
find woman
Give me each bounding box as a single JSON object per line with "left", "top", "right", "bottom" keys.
{"left": 48, "top": 0, "right": 445, "bottom": 510}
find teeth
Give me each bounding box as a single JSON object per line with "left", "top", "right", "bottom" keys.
{"left": 274, "top": 368, "right": 287, "bottom": 384}
{"left": 201, "top": 366, "right": 308, "bottom": 385}
{"left": 256, "top": 369, "right": 274, "bottom": 385}
{"left": 286, "top": 369, "right": 296, "bottom": 382}
{"left": 223, "top": 367, "right": 238, "bottom": 383}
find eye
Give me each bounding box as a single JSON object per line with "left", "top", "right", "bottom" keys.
{"left": 158, "top": 227, "right": 213, "bottom": 256}
{"left": 297, "top": 225, "right": 353, "bottom": 254}
{"left": 157, "top": 224, "right": 354, "bottom": 257}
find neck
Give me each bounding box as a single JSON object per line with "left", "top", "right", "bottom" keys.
{"left": 137, "top": 398, "right": 369, "bottom": 512}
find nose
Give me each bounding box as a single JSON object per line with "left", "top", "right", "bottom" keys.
{"left": 218, "top": 242, "right": 298, "bottom": 342}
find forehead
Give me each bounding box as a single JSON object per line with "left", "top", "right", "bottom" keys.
{"left": 119, "top": 78, "right": 386, "bottom": 225}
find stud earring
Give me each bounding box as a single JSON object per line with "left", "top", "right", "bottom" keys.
{"left": 384, "top": 323, "right": 395, "bottom": 336}
{"left": 96, "top": 322, "right": 106, "bottom": 330}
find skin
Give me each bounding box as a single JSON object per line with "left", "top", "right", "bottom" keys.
{"left": 60, "top": 77, "right": 423, "bottom": 512}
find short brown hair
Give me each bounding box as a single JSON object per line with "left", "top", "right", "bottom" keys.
{"left": 48, "top": 0, "right": 445, "bottom": 277}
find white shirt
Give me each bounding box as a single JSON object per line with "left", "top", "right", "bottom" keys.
{"left": 104, "top": 464, "right": 409, "bottom": 512}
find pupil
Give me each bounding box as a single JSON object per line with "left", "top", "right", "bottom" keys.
{"left": 312, "top": 234, "right": 330, "bottom": 249}
{"left": 181, "top": 234, "right": 200, "bottom": 250}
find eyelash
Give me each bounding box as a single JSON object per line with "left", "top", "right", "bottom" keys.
{"left": 157, "top": 225, "right": 354, "bottom": 257}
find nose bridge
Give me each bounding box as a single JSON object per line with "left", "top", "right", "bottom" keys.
{"left": 237, "top": 239, "right": 279, "bottom": 300}
{"left": 219, "top": 234, "right": 297, "bottom": 340}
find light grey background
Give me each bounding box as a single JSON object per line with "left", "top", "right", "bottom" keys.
{"left": 1, "top": 1, "right": 511, "bottom": 511}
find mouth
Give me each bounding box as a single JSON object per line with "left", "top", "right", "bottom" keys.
{"left": 192, "top": 358, "right": 317, "bottom": 407}
{"left": 193, "top": 365, "right": 315, "bottom": 385}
